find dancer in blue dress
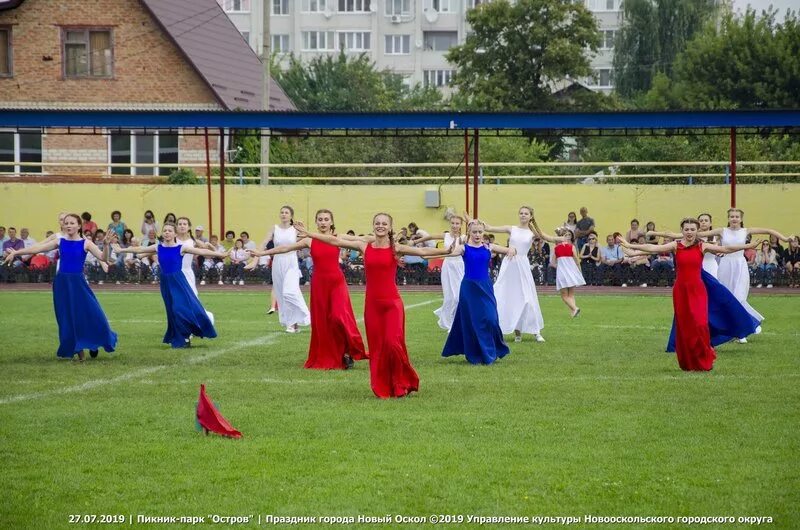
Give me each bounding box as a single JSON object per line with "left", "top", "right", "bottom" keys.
{"left": 114, "top": 223, "right": 226, "bottom": 348}
{"left": 442, "top": 220, "right": 516, "bottom": 365}
{"left": 4, "top": 213, "right": 117, "bottom": 361}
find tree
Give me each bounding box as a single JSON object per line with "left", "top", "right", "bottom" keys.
{"left": 446, "top": 0, "right": 601, "bottom": 111}
{"left": 613, "top": 0, "right": 716, "bottom": 99}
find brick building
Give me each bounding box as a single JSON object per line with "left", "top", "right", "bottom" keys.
{"left": 0, "top": 0, "right": 294, "bottom": 177}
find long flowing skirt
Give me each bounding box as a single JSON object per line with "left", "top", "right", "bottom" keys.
{"left": 672, "top": 276, "right": 716, "bottom": 371}
{"left": 494, "top": 256, "right": 544, "bottom": 335}
{"left": 718, "top": 254, "right": 764, "bottom": 323}
{"left": 271, "top": 254, "right": 310, "bottom": 328}
{"left": 433, "top": 258, "right": 464, "bottom": 331}
{"left": 305, "top": 272, "right": 367, "bottom": 369}
{"left": 52, "top": 273, "right": 117, "bottom": 358}
{"left": 555, "top": 256, "right": 586, "bottom": 291}
{"left": 160, "top": 271, "right": 217, "bottom": 348}
{"left": 442, "top": 279, "right": 509, "bottom": 365}
{"left": 667, "top": 270, "right": 760, "bottom": 352}
{"left": 364, "top": 295, "right": 419, "bottom": 398}
{"left": 182, "top": 267, "right": 215, "bottom": 325}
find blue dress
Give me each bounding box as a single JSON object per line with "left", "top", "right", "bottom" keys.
{"left": 52, "top": 238, "right": 117, "bottom": 358}
{"left": 667, "top": 269, "right": 759, "bottom": 352}
{"left": 442, "top": 244, "right": 509, "bottom": 364}
{"left": 158, "top": 244, "right": 217, "bottom": 348}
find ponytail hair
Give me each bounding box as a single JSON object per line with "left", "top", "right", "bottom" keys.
{"left": 374, "top": 212, "right": 400, "bottom": 263}
{"left": 177, "top": 216, "right": 196, "bottom": 241}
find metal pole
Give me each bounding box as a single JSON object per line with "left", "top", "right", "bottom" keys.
{"left": 204, "top": 128, "right": 213, "bottom": 235}
{"left": 261, "top": 0, "right": 271, "bottom": 185}
{"left": 730, "top": 127, "right": 737, "bottom": 208}
{"left": 219, "top": 128, "right": 226, "bottom": 237}
{"left": 464, "top": 130, "right": 470, "bottom": 215}
{"left": 473, "top": 128, "right": 480, "bottom": 219}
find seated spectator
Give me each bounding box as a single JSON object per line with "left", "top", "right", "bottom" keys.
{"left": 107, "top": 210, "right": 126, "bottom": 240}
{"left": 42, "top": 231, "right": 59, "bottom": 263}
{"left": 755, "top": 240, "right": 778, "bottom": 288}
{"left": 81, "top": 212, "right": 98, "bottom": 236}
{"left": 0, "top": 226, "right": 7, "bottom": 245}
{"left": 139, "top": 228, "right": 160, "bottom": 283}
{"left": 240, "top": 231, "right": 257, "bottom": 251}
{"left": 530, "top": 236, "right": 551, "bottom": 285}
{"left": 598, "top": 234, "right": 624, "bottom": 285}
{"left": 222, "top": 230, "right": 236, "bottom": 252}
{"left": 649, "top": 236, "right": 675, "bottom": 285}
{"left": 623, "top": 235, "right": 651, "bottom": 287}
{"left": 645, "top": 222, "right": 658, "bottom": 244}
{"left": 574, "top": 207, "right": 595, "bottom": 251}
{"left": 85, "top": 230, "right": 113, "bottom": 284}
{"left": 18, "top": 228, "right": 36, "bottom": 267}
{"left": 769, "top": 234, "right": 785, "bottom": 267}
{"left": 784, "top": 236, "right": 800, "bottom": 287}
{"left": 194, "top": 225, "right": 208, "bottom": 243}
{"left": 408, "top": 222, "right": 435, "bottom": 247}
{"left": 163, "top": 212, "right": 177, "bottom": 225}
{"left": 625, "top": 219, "right": 644, "bottom": 243}
{"left": 579, "top": 232, "right": 600, "bottom": 285}
{"left": 1, "top": 227, "right": 25, "bottom": 282}
{"left": 744, "top": 235, "right": 757, "bottom": 277}
{"left": 228, "top": 239, "right": 248, "bottom": 286}
{"left": 299, "top": 246, "right": 312, "bottom": 284}
{"left": 141, "top": 210, "right": 159, "bottom": 238}
{"left": 200, "top": 235, "right": 225, "bottom": 286}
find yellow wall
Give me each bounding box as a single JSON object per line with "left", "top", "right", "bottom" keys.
{"left": 2, "top": 183, "right": 797, "bottom": 241}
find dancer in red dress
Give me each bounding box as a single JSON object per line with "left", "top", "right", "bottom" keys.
{"left": 296, "top": 213, "right": 453, "bottom": 398}
{"left": 618, "top": 218, "right": 759, "bottom": 371}
{"left": 250, "top": 209, "right": 367, "bottom": 370}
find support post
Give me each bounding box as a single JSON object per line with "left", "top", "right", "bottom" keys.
{"left": 261, "top": 0, "right": 271, "bottom": 185}
{"left": 219, "top": 128, "right": 226, "bottom": 237}
{"left": 464, "top": 130, "right": 470, "bottom": 215}
{"left": 203, "top": 128, "right": 213, "bottom": 235}
{"left": 473, "top": 128, "right": 480, "bottom": 219}
{"left": 730, "top": 127, "right": 737, "bottom": 208}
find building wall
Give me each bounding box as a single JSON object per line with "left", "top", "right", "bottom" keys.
{"left": 224, "top": 0, "right": 622, "bottom": 91}
{"left": 2, "top": 183, "right": 796, "bottom": 241}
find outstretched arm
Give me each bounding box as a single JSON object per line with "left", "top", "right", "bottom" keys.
{"left": 3, "top": 239, "right": 59, "bottom": 263}
{"left": 647, "top": 230, "right": 681, "bottom": 240}
{"left": 617, "top": 236, "right": 676, "bottom": 255}
{"left": 531, "top": 218, "right": 566, "bottom": 244}
{"left": 182, "top": 246, "right": 228, "bottom": 259}
{"left": 696, "top": 228, "right": 724, "bottom": 238}
{"left": 249, "top": 239, "right": 309, "bottom": 257}
{"left": 295, "top": 222, "right": 365, "bottom": 252}
{"left": 746, "top": 228, "right": 790, "bottom": 242}
{"left": 463, "top": 211, "right": 511, "bottom": 234}
{"left": 113, "top": 243, "right": 157, "bottom": 255}
{"left": 489, "top": 244, "right": 517, "bottom": 258}
{"left": 396, "top": 244, "right": 453, "bottom": 258}
{"left": 704, "top": 239, "right": 761, "bottom": 255}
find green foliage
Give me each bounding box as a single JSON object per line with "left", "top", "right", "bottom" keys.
{"left": 613, "top": 0, "right": 716, "bottom": 99}
{"left": 446, "top": 0, "right": 602, "bottom": 111}
{"left": 166, "top": 168, "right": 199, "bottom": 184}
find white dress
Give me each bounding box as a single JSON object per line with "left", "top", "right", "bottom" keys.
{"left": 702, "top": 242, "right": 719, "bottom": 277}
{"left": 179, "top": 237, "right": 214, "bottom": 325}
{"left": 494, "top": 226, "right": 544, "bottom": 335}
{"left": 271, "top": 225, "right": 311, "bottom": 328}
{"left": 718, "top": 227, "right": 763, "bottom": 322}
{"left": 555, "top": 243, "right": 586, "bottom": 290}
{"left": 433, "top": 232, "right": 465, "bottom": 331}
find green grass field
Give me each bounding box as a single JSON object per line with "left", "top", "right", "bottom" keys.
{"left": 0, "top": 290, "right": 798, "bottom": 529}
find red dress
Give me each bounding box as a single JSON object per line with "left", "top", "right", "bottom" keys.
{"left": 364, "top": 244, "right": 419, "bottom": 398}
{"left": 672, "top": 242, "right": 716, "bottom": 371}
{"left": 305, "top": 239, "right": 367, "bottom": 369}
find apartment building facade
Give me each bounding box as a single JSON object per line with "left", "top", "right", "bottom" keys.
{"left": 218, "top": 0, "right": 621, "bottom": 93}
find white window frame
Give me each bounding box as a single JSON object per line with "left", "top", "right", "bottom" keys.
{"left": 586, "top": 0, "right": 618, "bottom": 11}
{"left": 0, "top": 129, "right": 43, "bottom": 175}
{"left": 302, "top": 31, "right": 336, "bottom": 51}
{"left": 423, "top": 69, "right": 454, "bottom": 88}
{"left": 337, "top": 31, "right": 371, "bottom": 52}
{"left": 385, "top": 0, "right": 411, "bottom": 16}
{"left": 385, "top": 34, "right": 411, "bottom": 55}
{"left": 272, "top": 34, "right": 291, "bottom": 53}
{"left": 0, "top": 27, "right": 12, "bottom": 78}
{"left": 272, "top": 0, "right": 290, "bottom": 16}
{"left": 338, "top": 0, "right": 371, "bottom": 13}
{"left": 108, "top": 130, "right": 180, "bottom": 176}
{"left": 425, "top": 0, "right": 454, "bottom": 13}
{"left": 466, "top": 0, "right": 486, "bottom": 9}
{"left": 423, "top": 31, "right": 458, "bottom": 51}
{"left": 218, "top": 0, "right": 251, "bottom": 13}
{"left": 590, "top": 68, "right": 613, "bottom": 88}
{"left": 600, "top": 29, "right": 616, "bottom": 50}
{"left": 302, "top": 0, "right": 328, "bottom": 13}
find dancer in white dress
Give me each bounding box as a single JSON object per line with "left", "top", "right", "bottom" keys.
{"left": 472, "top": 206, "right": 545, "bottom": 343}
{"left": 697, "top": 208, "right": 790, "bottom": 342}
{"left": 265, "top": 206, "right": 310, "bottom": 333}
{"left": 412, "top": 215, "right": 466, "bottom": 331}
{"left": 176, "top": 217, "right": 215, "bottom": 325}
{"left": 532, "top": 220, "right": 585, "bottom": 317}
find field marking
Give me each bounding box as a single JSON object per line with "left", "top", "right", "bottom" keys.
{"left": 0, "top": 298, "right": 438, "bottom": 405}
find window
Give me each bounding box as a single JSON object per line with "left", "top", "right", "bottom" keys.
{"left": 338, "top": 0, "right": 371, "bottom": 12}
{"left": 218, "top": 0, "right": 251, "bottom": 12}
{"left": 423, "top": 31, "right": 457, "bottom": 51}
{"left": 302, "top": 31, "right": 336, "bottom": 51}
{"left": 385, "top": 0, "right": 410, "bottom": 16}
{"left": 63, "top": 29, "right": 113, "bottom": 78}
{"left": 425, "top": 0, "right": 454, "bottom": 13}
{"left": 423, "top": 69, "right": 454, "bottom": 87}
{"left": 585, "top": 0, "right": 617, "bottom": 10}
{"left": 272, "top": 0, "right": 289, "bottom": 15}
{"left": 385, "top": 34, "right": 411, "bottom": 55}
{"left": 601, "top": 29, "right": 616, "bottom": 49}
{"left": 466, "top": 0, "right": 487, "bottom": 9}
{"left": 272, "top": 34, "right": 291, "bottom": 53}
{"left": 338, "top": 31, "right": 371, "bottom": 51}
{"left": 302, "top": 0, "right": 327, "bottom": 12}
{"left": 0, "top": 130, "right": 43, "bottom": 174}
{"left": 0, "top": 28, "right": 11, "bottom": 77}
{"left": 110, "top": 130, "right": 179, "bottom": 176}
{"left": 590, "top": 68, "right": 613, "bottom": 87}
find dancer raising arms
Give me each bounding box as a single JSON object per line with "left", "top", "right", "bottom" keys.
{"left": 4, "top": 213, "right": 117, "bottom": 361}
{"left": 175, "top": 217, "right": 216, "bottom": 324}
{"left": 530, "top": 220, "right": 585, "bottom": 317}
{"left": 441, "top": 220, "right": 515, "bottom": 365}
{"left": 250, "top": 209, "right": 367, "bottom": 370}
{"left": 467, "top": 206, "right": 545, "bottom": 343}
{"left": 412, "top": 215, "right": 466, "bottom": 331}
{"left": 617, "top": 220, "right": 760, "bottom": 371}
{"left": 648, "top": 213, "right": 720, "bottom": 276}
{"left": 115, "top": 224, "right": 226, "bottom": 348}
{"left": 295, "top": 213, "right": 453, "bottom": 398}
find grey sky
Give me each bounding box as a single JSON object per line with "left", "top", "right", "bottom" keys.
{"left": 730, "top": 0, "right": 799, "bottom": 19}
